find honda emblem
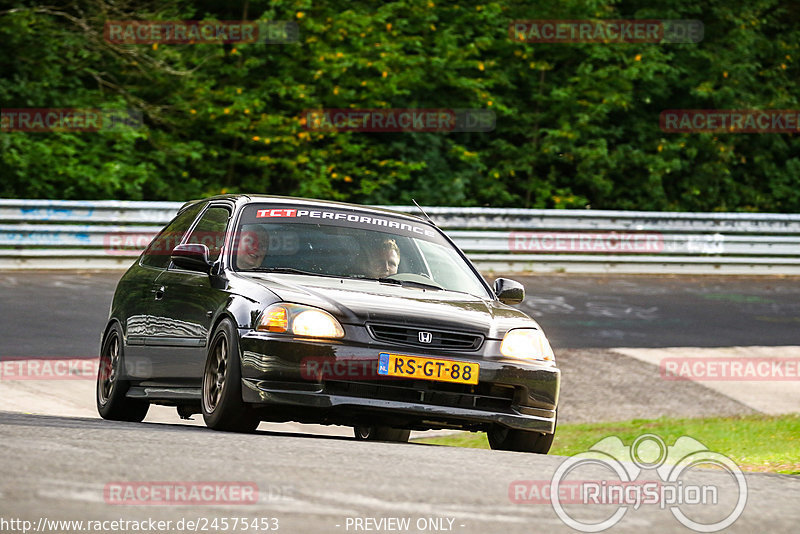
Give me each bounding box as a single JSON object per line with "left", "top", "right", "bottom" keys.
{"left": 418, "top": 331, "right": 433, "bottom": 344}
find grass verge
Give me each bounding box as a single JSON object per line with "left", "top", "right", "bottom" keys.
{"left": 412, "top": 413, "right": 800, "bottom": 475}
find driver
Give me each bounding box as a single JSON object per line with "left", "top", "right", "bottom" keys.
{"left": 236, "top": 225, "right": 269, "bottom": 269}
{"left": 364, "top": 238, "right": 400, "bottom": 278}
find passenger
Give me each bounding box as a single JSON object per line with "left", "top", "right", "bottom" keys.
{"left": 363, "top": 238, "right": 400, "bottom": 278}
{"left": 236, "top": 225, "right": 269, "bottom": 269}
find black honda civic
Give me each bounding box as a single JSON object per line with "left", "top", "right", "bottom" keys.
{"left": 97, "top": 195, "right": 560, "bottom": 453}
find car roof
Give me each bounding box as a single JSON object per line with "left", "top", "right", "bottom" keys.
{"left": 179, "top": 194, "right": 430, "bottom": 225}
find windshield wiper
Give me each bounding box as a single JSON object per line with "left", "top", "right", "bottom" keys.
{"left": 250, "top": 269, "right": 445, "bottom": 291}
{"left": 359, "top": 277, "right": 444, "bottom": 291}
{"left": 247, "top": 267, "right": 339, "bottom": 278}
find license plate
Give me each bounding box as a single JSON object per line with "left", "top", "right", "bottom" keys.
{"left": 377, "top": 353, "right": 479, "bottom": 385}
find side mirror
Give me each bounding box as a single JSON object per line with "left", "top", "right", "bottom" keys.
{"left": 171, "top": 243, "right": 211, "bottom": 273}
{"left": 494, "top": 277, "right": 525, "bottom": 305}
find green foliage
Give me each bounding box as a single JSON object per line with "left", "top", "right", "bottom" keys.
{"left": 1, "top": 0, "right": 799, "bottom": 210}
{"left": 414, "top": 414, "right": 800, "bottom": 474}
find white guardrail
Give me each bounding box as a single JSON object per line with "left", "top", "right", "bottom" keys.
{"left": 1, "top": 199, "right": 799, "bottom": 274}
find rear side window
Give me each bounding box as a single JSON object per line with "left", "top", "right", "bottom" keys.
{"left": 140, "top": 202, "right": 206, "bottom": 269}
{"left": 185, "top": 206, "right": 230, "bottom": 262}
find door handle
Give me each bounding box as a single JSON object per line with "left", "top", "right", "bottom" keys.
{"left": 153, "top": 285, "right": 165, "bottom": 301}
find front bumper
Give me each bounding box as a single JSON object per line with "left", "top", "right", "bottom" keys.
{"left": 239, "top": 330, "right": 560, "bottom": 433}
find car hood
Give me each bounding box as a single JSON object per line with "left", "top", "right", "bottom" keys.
{"left": 241, "top": 273, "right": 538, "bottom": 339}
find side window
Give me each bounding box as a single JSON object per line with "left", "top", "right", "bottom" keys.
{"left": 185, "top": 206, "right": 231, "bottom": 262}
{"left": 140, "top": 202, "right": 206, "bottom": 269}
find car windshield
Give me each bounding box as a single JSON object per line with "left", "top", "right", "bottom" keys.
{"left": 231, "top": 204, "right": 490, "bottom": 298}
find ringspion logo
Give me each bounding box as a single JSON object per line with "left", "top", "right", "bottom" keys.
{"left": 526, "top": 434, "right": 747, "bottom": 532}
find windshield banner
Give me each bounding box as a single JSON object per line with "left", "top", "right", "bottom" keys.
{"left": 241, "top": 205, "right": 442, "bottom": 242}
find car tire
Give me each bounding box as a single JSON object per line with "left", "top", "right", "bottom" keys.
{"left": 353, "top": 425, "right": 411, "bottom": 442}
{"left": 488, "top": 411, "right": 557, "bottom": 454}
{"left": 96, "top": 323, "right": 149, "bottom": 422}
{"left": 202, "top": 318, "right": 260, "bottom": 433}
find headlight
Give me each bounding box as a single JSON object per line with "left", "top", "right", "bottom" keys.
{"left": 292, "top": 309, "right": 345, "bottom": 338}
{"left": 257, "top": 303, "right": 344, "bottom": 339}
{"left": 500, "top": 328, "right": 555, "bottom": 363}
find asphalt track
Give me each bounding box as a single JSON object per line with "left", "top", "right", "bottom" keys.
{"left": 2, "top": 411, "right": 799, "bottom": 534}
{"left": 1, "top": 271, "right": 799, "bottom": 533}
{"left": 2, "top": 272, "right": 800, "bottom": 357}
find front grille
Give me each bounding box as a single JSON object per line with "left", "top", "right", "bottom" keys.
{"left": 367, "top": 323, "right": 483, "bottom": 351}
{"left": 324, "top": 379, "right": 515, "bottom": 412}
